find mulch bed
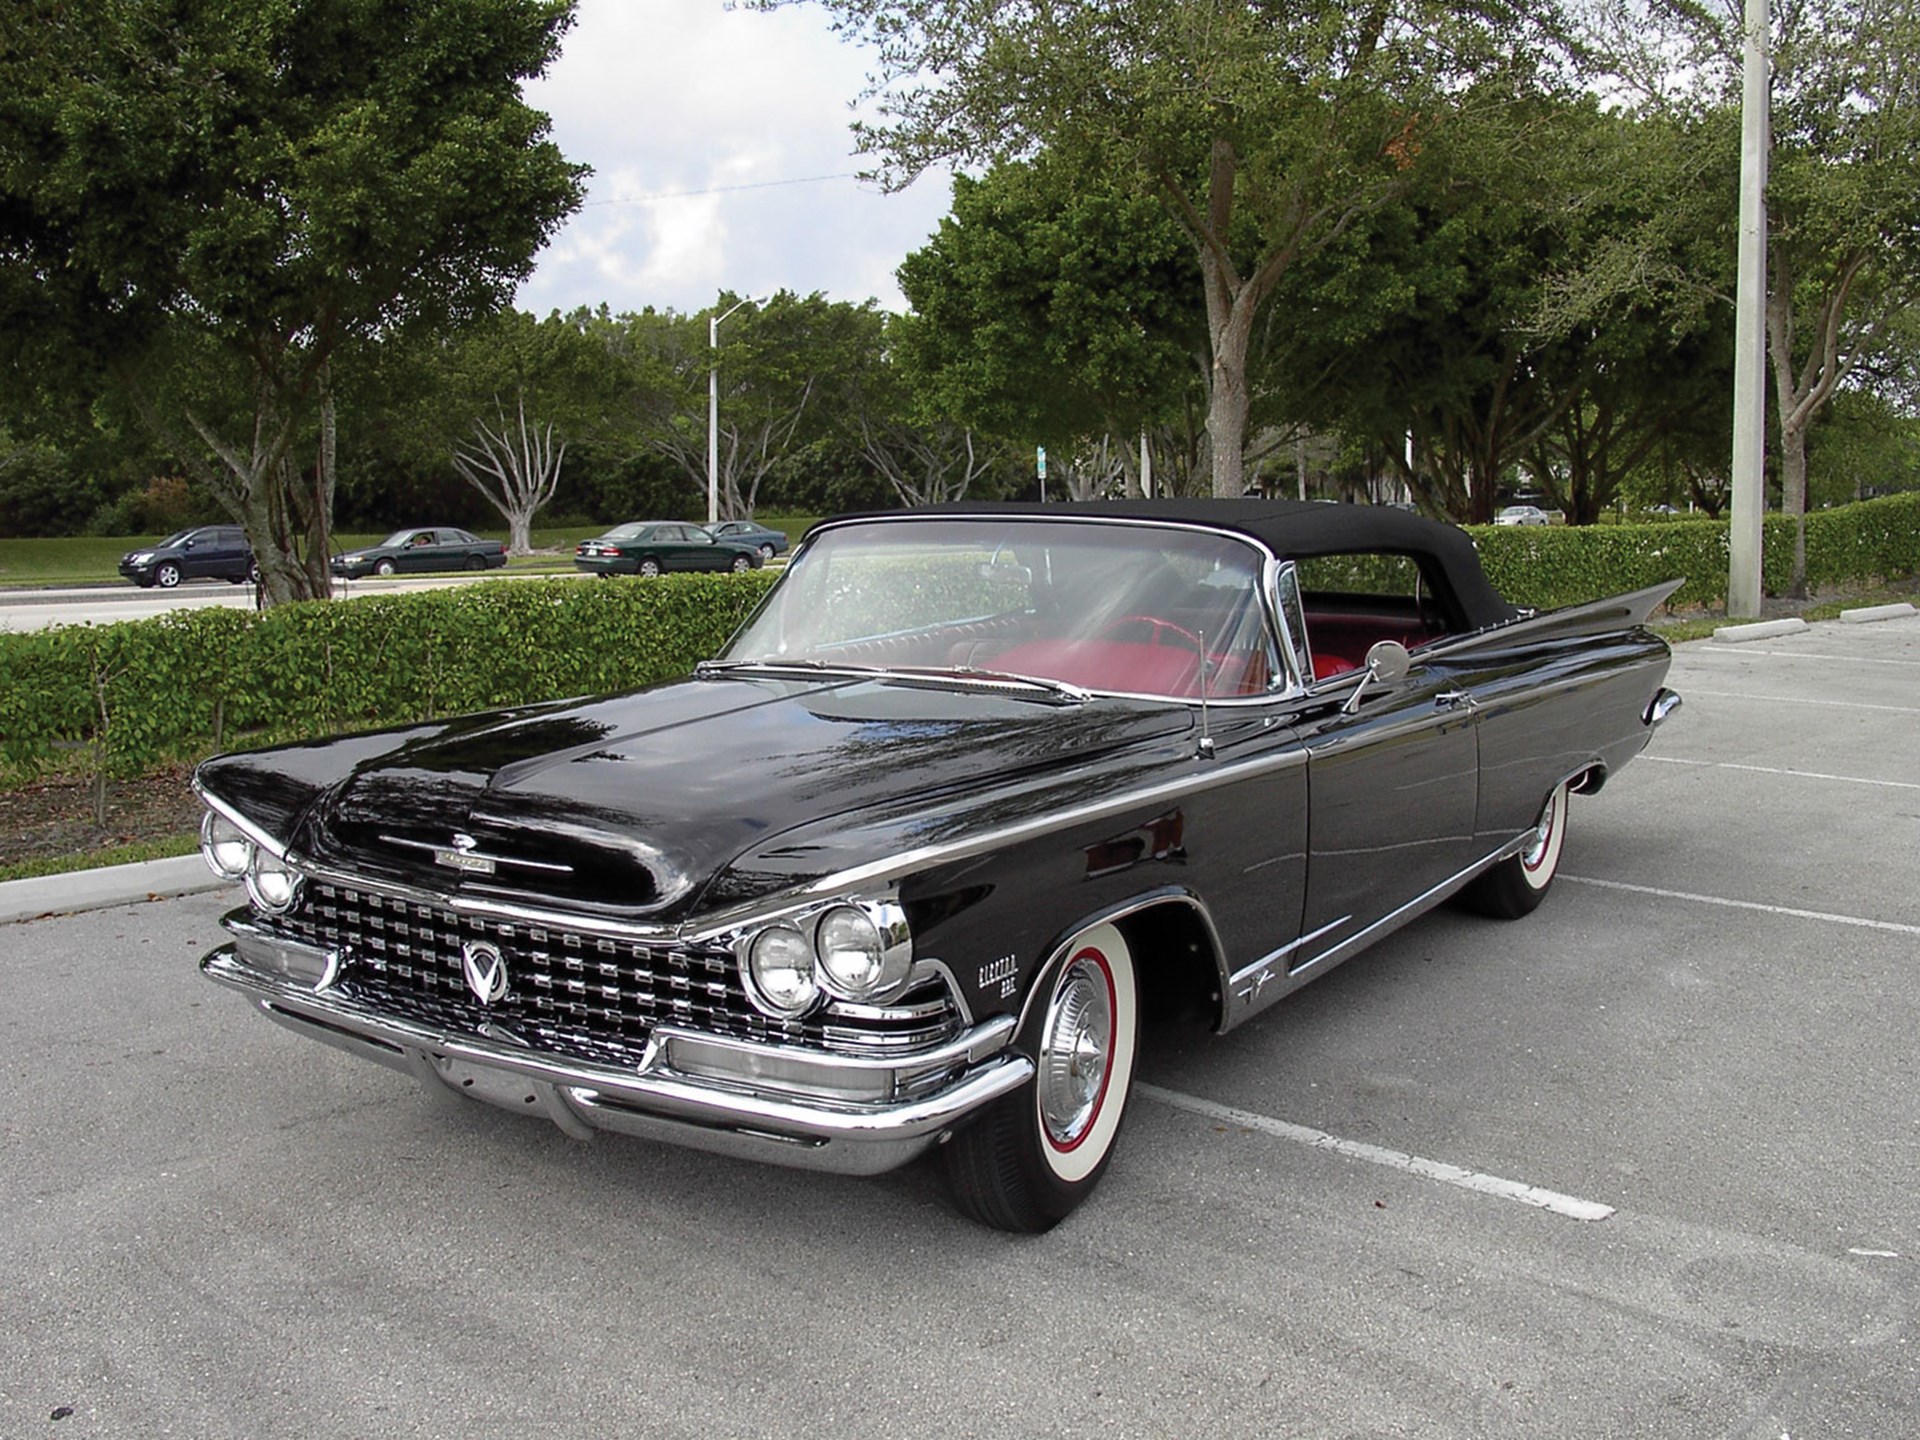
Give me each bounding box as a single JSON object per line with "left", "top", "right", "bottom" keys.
{"left": 0, "top": 764, "right": 203, "bottom": 868}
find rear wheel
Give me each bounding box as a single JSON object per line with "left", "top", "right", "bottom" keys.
{"left": 638, "top": 558, "right": 662, "bottom": 577}
{"left": 1461, "top": 780, "right": 1569, "bottom": 919}
{"left": 466, "top": 555, "right": 485, "bottom": 571}
{"left": 944, "top": 922, "right": 1138, "bottom": 1232}
{"left": 758, "top": 543, "right": 775, "bottom": 560}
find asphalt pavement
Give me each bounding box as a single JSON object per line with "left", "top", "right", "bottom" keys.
{"left": 0, "top": 570, "right": 586, "bottom": 633}
{"left": 2, "top": 608, "right": 1916, "bottom": 1438}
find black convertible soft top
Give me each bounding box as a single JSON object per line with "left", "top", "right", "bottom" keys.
{"left": 831, "top": 499, "right": 1518, "bottom": 631}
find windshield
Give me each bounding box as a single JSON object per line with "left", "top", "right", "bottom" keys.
{"left": 379, "top": 531, "right": 420, "bottom": 547}
{"left": 717, "top": 518, "right": 1279, "bottom": 699}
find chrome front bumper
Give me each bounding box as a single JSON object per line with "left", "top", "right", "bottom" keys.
{"left": 202, "top": 944, "right": 1032, "bottom": 1176}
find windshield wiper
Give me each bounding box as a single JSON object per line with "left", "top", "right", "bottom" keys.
{"left": 696, "top": 658, "right": 883, "bottom": 679}
{"left": 879, "top": 665, "right": 1092, "bottom": 704}
{"left": 697, "top": 658, "right": 1089, "bottom": 704}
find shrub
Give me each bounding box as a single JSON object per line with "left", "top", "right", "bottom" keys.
{"left": 0, "top": 573, "right": 775, "bottom": 785}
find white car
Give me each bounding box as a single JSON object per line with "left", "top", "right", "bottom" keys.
{"left": 1495, "top": 505, "right": 1554, "bottom": 526}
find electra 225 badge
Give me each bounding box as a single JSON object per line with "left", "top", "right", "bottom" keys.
{"left": 432, "top": 832, "right": 496, "bottom": 875}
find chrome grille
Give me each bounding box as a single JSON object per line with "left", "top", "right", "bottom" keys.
{"left": 269, "top": 881, "right": 960, "bottom": 1068}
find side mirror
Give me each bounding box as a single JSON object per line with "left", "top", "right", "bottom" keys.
{"left": 1342, "top": 639, "right": 1413, "bottom": 713}
{"left": 1364, "top": 639, "right": 1411, "bottom": 683}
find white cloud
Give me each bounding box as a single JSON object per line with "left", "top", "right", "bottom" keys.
{"left": 516, "top": 0, "right": 952, "bottom": 317}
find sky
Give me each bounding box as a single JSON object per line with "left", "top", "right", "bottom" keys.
{"left": 514, "top": 0, "right": 955, "bottom": 320}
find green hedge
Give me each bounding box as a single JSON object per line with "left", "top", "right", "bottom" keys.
{"left": 1469, "top": 491, "right": 1920, "bottom": 612}
{"left": 0, "top": 574, "right": 775, "bottom": 785}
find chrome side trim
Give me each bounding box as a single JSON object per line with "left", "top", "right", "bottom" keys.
{"left": 1224, "top": 914, "right": 1352, "bottom": 1011}
{"left": 690, "top": 749, "right": 1310, "bottom": 943}
{"left": 1293, "top": 835, "right": 1528, "bottom": 976}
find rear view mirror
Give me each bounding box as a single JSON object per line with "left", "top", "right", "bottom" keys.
{"left": 1342, "top": 640, "right": 1413, "bottom": 713}
{"left": 1364, "top": 639, "right": 1411, "bottom": 683}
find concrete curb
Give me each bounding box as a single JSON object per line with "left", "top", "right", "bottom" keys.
{"left": 0, "top": 854, "right": 235, "bottom": 926}
{"left": 1840, "top": 602, "right": 1917, "bottom": 624}
{"left": 1711, "top": 617, "right": 1811, "bottom": 644}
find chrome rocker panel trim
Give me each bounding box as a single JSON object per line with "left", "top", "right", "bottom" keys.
{"left": 202, "top": 945, "right": 1031, "bottom": 1177}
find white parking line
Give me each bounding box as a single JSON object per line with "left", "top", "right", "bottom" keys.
{"left": 1689, "top": 648, "right": 1920, "bottom": 666}
{"left": 1642, "top": 756, "right": 1920, "bottom": 792}
{"left": 1138, "top": 1083, "right": 1615, "bottom": 1222}
{"left": 1682, "top": 689, "right": 1920, "bottom": 714}
{"left": 1564, "top": 876, "right": 1920, "bottom": 936}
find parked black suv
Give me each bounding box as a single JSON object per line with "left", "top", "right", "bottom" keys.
{"left": 119, "top": 526, "right": 257, "bottom": 588}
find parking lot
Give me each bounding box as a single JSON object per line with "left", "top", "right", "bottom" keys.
{"left": 3, "top": 613, "right": 1916, "bottom": 1438}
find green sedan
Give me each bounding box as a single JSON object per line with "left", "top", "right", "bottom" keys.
{"left": 574, "top": 521, "right": 764, "bottom": 578}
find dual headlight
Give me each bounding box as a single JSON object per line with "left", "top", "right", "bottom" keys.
{"left": 741, "top": 901, "right": 912, "bottom": 1018}
{"left": 200, "top": 809, "right": 302, "bottom": 915}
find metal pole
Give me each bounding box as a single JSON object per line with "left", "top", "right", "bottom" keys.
{"left": 707, "top": 314, "right": 720, "bottom": 525}
{"left": 707, "top": 295, "right": 760, "bottom": 525}
{"left": 1728, "top": 0, "right": 1769, "bottom": 619}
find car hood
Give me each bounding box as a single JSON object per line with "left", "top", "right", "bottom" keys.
{"left": 212, "top": 673, "right": 1193, "bottom": 923}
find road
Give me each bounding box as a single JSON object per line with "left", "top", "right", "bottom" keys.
{"left": 0, "top": 572, "right": 584, "bottom": 633}
{"left": 2, "top": 615, "right": 1916, "bottom": 1438}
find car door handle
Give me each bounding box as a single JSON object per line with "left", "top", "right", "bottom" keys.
{"left": 1435, "top": 689, "right": 1474, "bottom": 710}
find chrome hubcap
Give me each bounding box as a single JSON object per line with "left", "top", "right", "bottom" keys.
{"left": 1039, "top": 957, "right": 1112, "bottom": 1146}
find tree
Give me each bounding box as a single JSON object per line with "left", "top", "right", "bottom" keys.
{"left": 602, "top": 293, "right": 881, "bottom": 519}
{"left": 762, "top": 0, "right": 1573, "bottom": 497}
{"left": 1584, "top": 0, "right": 1920, "bottom": 587}
{"left": 0, "top": 0, "right": 585, "bottom": 602}
{"left": 1762, "top": 1, "right": 1920, "bottom": 588}
{"left": 896, "top": 159, "right": 1205, "bottom": 491}
{"left": 435, "top": 310, "right": 618, "bottom": 553}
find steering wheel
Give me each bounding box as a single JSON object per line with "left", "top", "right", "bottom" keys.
{"left": 1096, "top": 614, "right": 1206, "bottom": 654}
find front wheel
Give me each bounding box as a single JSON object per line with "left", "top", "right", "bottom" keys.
{"left": 730, "top": 554, "right": 753, "bottom": 573}
{"left": 944, "top": 922, "right": 1138, "bottom": 1232}
{"left": 1460, "top": 780, "right": 1569, "bottom": 919}
{"left": 154, "top": 561, "right": 182, "bottom": 589}
{"left": 375, "top": 559, "right": 396, "bottom": 576}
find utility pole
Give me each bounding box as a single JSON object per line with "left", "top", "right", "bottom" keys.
{"left": 708, "top": 295, "right": 763, "bottom": 525}
{"left": 1728, "top": 0, "right": 1769, "bottom": 618}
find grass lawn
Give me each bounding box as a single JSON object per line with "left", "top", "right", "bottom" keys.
{"left": 0, "top": 516, "right": 820, "bottom": 589}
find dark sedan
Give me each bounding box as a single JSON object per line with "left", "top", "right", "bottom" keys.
{"left": 705, "top": 519, "right": 790, "bottom": 559}
{"left": 331, "top": 528, "right": 508, "bottom": 579}
{"left": 574, "top": 521, "right": 762, "bottom": 577}
{"left": 119, "top": 525, "right": 257, "bottom": 589}
{"left": 194, "top": 500, "right": 1679, "bottom": 1232}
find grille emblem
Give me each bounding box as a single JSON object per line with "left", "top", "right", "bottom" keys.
{"left": 432, "top": 831, "right": 496, "bottom": 875}
{"left": 460, "top": 940, "right": 509, "bottom": 1005}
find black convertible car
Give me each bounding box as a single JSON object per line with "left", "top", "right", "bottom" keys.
{"left": 193, "top": 501, "right": 1680, "bottom": 1231}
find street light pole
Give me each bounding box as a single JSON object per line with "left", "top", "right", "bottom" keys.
{"left": 1728, "top": 0, "right": 1769, "bottom": 618}
{"left": 708, "top": 295, "right": 761, "bottom": 525}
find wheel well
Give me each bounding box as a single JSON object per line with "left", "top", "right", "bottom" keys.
{"left": 1115, "top": 900, "right": 1225, "bottom": 1033}
{"left": 1570, "top": 762, "right": 1607, "bottom": 796}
